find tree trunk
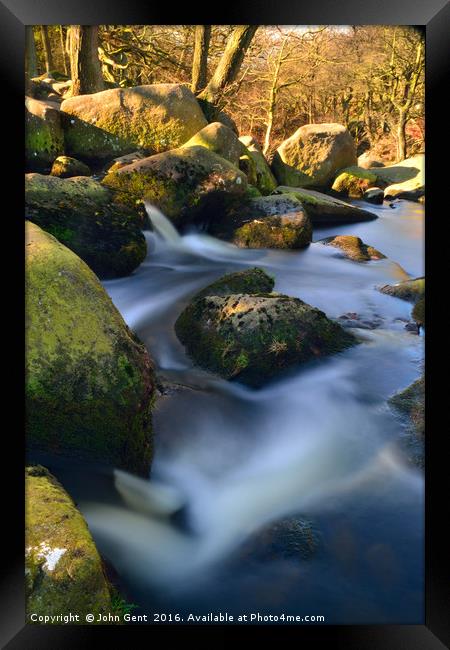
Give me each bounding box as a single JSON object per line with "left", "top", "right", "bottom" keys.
{"left": 197, "top": 25, "right": 258, "bottom": 106}
{"left": 69, "top": 26, "right": 105, "bottom": 96}
{"left": 191, "top": 25, "right": 211, "bottom": 94}
{"left": 40, "top": 26, "right": 54, "bottom": 74}
{"left": 25, "top": 26, "right": 38, "bottom": 78}
{"left": 59, "top": 26, "right": 68, "bottom": 75}
{"left": 397, "top": 109, "right": 407, "bottom": 161}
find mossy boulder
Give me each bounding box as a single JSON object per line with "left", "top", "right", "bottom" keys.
{"left": 25, "top": 96, "right": 65, "bottom": 172}
{"left": 239, "top": 135, "right": 277, "bottom": 195}
{"left": 318, "top": 235, "right": 385, "bottom": 262}
{"left": 273, "top": 186, "right": 377, "bottom": 224}
{"left": 25, "top": 173, "right": 147, "bottom": 279}
{"left": 272, "top": 123, "right": 357, "bottom": 189}
{"left": 195, "top": 268, "right": 275, "bottom": 299}
{"left": 102, "top": 145, "right": 247, "bottom": 228}
{"left": 412, "top": 296, "right": 425, "bottom": 327}
{"left": 331, "top": 166, "right": 378, "bottom": 198}
{"left": 378, "top": 277, "right": 425, "bottom": 302}
{"left": 26, "top": 465, "right": 111, "bottom": 623}
{"left": 60, "top": 84, "right": 207, "bottom": 162}
{"left": 182, "top": 122, "right": 248, "bottom": 167}
{"left": 389, "top": 376, "right": 424, "bottom": 437}
{"left": 211, "top": 194, "right": 312, "bottom": 249}
{"left": 175, "top": 291, "right": 356, "bottom": 386}
{"left": 26, "top": 222, "right": 156, "bottom": 475}
{"left": 50, "top": 155, "right": 91, "bottom": 178}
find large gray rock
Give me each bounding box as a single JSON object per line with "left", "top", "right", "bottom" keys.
{"left": 375, "top": 154, "right": 425, "bottom": 200}
{"left": 60, "top": 84, "right": 208, "bottom": 161}
{"left": 272, "top": 123, "right": 357, "bottom": 189}
{"left": 25, "top": 96, "right": 65, "bottom": 171}
{"left": 210, "top": 194, "right": 312, "bottom": 249}
{"left": 273, "top": 186, "right": 377, "bottom": 224}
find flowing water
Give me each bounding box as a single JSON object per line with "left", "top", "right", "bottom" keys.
{"left": 51, "top": 199, "right": 425, "bottom": 624}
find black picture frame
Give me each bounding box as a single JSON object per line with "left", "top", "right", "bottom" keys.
{"left": 2, "top": 1, "right": 448, "bottom": 646}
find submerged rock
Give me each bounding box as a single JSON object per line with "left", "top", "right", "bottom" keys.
{"left": 238, "top": 516, "right": 320, "bottom": 563}
{"left": 60, "top": 84, "right": 207, "bottom": 162}
{"left": 26, "top": 465, "right": 111, "bottom": 623}
{"left": 50, "top": 155, "right": 91, "bottom": 178}
{"left": 212, "top": 194, "right": 312, "bottom": 249}
{"left": 25, "top": 96, "right": 64, "bottom": 172}
{"left": 331, "top": 166, "right": 378, "bottom": 198}
{"left": 102, "top": 145, "right": 247, "bottom": 228}
{"left": 389, "top": 376, "right": 424, "bottom": 437}
{"left": 26, "top": 223, "right": 156, "bottom": 475}
{"left": 239, "top": 135, "right": 277, "bottom": 195}
{"left": 272, "top": 123, "right": 357, "bottom": 189}
{"left": 175, "top": 290, "right": 356, "bottom": 387}
{"left": 25, "top": 173, "right": 147, "bottom": 279}
{"left": 273, "top": 186, "right": 377, "bottom": 224}
{"left": 318, "top": 235, "right": 386, "bottom": 262}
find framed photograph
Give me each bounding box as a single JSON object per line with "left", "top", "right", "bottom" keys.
{"left": 1, "top": 0, "right": 448, "bottom": 646}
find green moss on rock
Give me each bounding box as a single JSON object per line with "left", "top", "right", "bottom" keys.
{"left": 175, "top": 291, "right": 356, "bottom": 387}
{"left": 26, "top": 465, "right": 112, "bottom": 623}
{"left": 50, "top": 155, "right": 91, "bottom": 178}
{"left": 412, "top": 296, "right": 425, "bottom": 326}
{"left": 319, "top": 235, "right": 385, "bottom": 262}
{"left": 378, "top": 277, "right": 425, "bottom": 302}
{"left": 239, "top": 136, "right": 277, "bottom": 195}
{"left": 331, "top": 166, "right": 378, "bottom": 198}
{"left": 26, "top": 223, "right": 156, "bottom": 475}
{"left": 195, "top": 268, "right": 275, "bottom": 299}
{"left": 60, "top": 84, "right": 208, "bottom": 162}
{"left": 389, "top": 376, "right": 424, "bottom": 437}
{"left": 25, "top": 173, "right": 147, "bottom": 279}
{"left": 102, "top": 145, "right": 247, "bottom": 228}
{"left": 25, "top": 97, "right": 65, "bottom": 172}
{"left": 273, "top": 186, "right": 377, "bottom": 224}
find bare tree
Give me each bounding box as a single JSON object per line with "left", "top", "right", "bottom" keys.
{"left": 197, "top": 25, "right": 258, "bottom": 106}
{"left": 69, "top": 26, "right": 105, "bottom": 95}
{"left": 25, "top": 26, "right": 38, "bottom": 78}
{"left": 191, "top": 25, "right": 211, "bottom": 94}
{"left": 40, "top": 26, "right": 54, "bottom": 74}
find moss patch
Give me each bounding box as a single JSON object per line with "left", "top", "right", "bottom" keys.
{"left": 26, "top": 223, "right": 155, "bottom": 475}
{"left": 389, "top": 376, "right": 424, "bottom": 437}
{"left": 26, "top": 465, "right": 112, "bottom": 623}
{"left": 195, "top": 268, "right": 275, "bottom": 299}
{"left": 332, "top": 166, "right": 378, "bottom": 198}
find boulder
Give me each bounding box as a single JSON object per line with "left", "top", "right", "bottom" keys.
{"left": 318, "top": 235, "right": 385, "bottom": 262}
{"left": 60, "top": 84, "right": 208, "bottom": 162}
{"left": 195, "top": 267, "right": 275, "bottom": 298}
{"left": 273, "top": 186, "right": 377, "bottom": 224}
{"left": 389, "top": 376, "right": 424, "bottom": 437}
{"left": 26, "top": 222, "right": 156, "bottom": 475}
{"left": 331, "top": 166, "right": 378, "bottom": 198}
{"left": 26, "top": 465, "right": 111, "bottom": 622}
{"left": 239, "top": 135, "right": 277, "bottom": 195}
{"left": 182, "top": 122, "right": 248, "bottom": 168}
{"left": 357, "top": 152, "right": 385, "bottom": 169}
{"left": 25, "top": 96, "right": 65, "bottom": 171}
{"left": 412, "top": 297, "right": 425, "bottom": 327}
{"left": 375, "top": 154, "right": 425, "bottom": 200}
{"left": 25, "top": 173, "right": 147, "bottom": 279}
{"left": 50, "top": 155, "right": 91, "bottom": 178}
{"left": 271, "top": 123, "right": 357, "bottom": 189}
{"left": 105, "top": 151, "right": 146, "bottom": 173}
{"left": 102, "top": 145, "right": 247, "bottom": 228}
{"left": 210, "top": 194, "right": 312, "bottom": 249}
{"left": 378, "top": 277, "right": 425, "bottom": 302}
{"left": 175, "top": 290, "right": 356, "bottom": 386}
{"left": 363, "top": 187, "right": 384, "bottom": 204}
{"left": 238, "top": 516, "right": 319, "bottom": 562}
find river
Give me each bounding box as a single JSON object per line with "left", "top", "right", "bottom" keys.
{"left": 53, "top": 198, "right": 425, "bottom": 624}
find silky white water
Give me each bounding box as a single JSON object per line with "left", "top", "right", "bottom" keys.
{"left": 69, "top": 199, "right": 423, "bottom": 623}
